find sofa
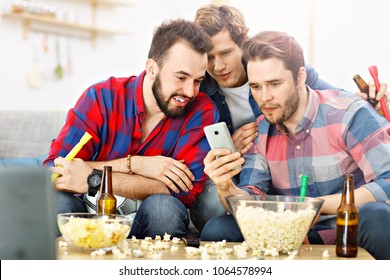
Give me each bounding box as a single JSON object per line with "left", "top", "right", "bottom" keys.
{"left": 0, "top": 109, "right": 199, "bottom": 233}
{"left": 0, "top": 110, "right": 67, "bottom": 166}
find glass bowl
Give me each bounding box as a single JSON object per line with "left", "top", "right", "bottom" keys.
{"left": 57, "top": 213, "right": 132, "bottom": 251}
{"left": 226, "top": 194, "right": 324, "bottom": 256}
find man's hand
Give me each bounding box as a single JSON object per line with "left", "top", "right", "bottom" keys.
{"left": 231, "top": 122, "right": 258, "bottom": 155}
{"left": 203, "top": 149, "right": 244, "bottom": 191}
{"left": 356, "top": 82, "right": 389, "bottom": 113}
{"left": 131, "top": 156, "right": 194, "bottom": 194}
{"left": 50, "top": 157, "right": 92, "bottom": 193}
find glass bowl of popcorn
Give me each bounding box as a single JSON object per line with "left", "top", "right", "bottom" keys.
{"left": 226, "top": 194, "right": 324, "bottom": 256}
{"left": 57, "top": 213, "right": 132, "bottom": 251}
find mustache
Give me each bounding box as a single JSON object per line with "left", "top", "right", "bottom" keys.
{"left": 260, "top": 102, "right": 280, "bottom": 109}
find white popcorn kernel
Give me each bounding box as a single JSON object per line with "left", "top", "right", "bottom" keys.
{"left": 322, "top": 250, "right": 330, "bottom": 258}
{"left": 172, "top": 237, "right": 181, "bottom": 244}
{"left": 90, "top": 249, "right": 106, "bottom": 256}
{"left": 163, "top": 232, "right": 171, "bottom": 241}
{"left": 132, "top": 249, "right": 144, "bottom": 258}
{"left": 58, "top": 240, "right": 68, "bottom": 247}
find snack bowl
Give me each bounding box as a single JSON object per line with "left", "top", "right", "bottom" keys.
{"left": 226, "top": 194, "right": 324, "bottom": 256}
{"left": 57, "top": 213, "right": 132, "bottom": 251}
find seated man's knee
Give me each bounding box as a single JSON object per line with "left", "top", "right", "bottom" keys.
{"left": 131, "top": 194, "right": 188, "bottom": 238}
{"left": 190, "top": 178, "right": 226, "bottom": 232}
{"left": 201, "top": 215, "right": 243, "bottom": 242}
{"left": 56, "top": 191, "right": 87, "bottom": 214}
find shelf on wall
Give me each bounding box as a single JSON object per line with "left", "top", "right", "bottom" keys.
{"left": 2, "top": 0, "right": 133, "bottom": 47}
{"left": 3, "top": 12, "right": 131, "bottom": 37}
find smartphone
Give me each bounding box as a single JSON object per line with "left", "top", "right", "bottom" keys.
{"left": 204, "top": 122, "right": 237, "bottom": 153}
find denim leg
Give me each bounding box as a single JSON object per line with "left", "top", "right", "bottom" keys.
{"left": 56, "top": 191, "right": 87, "bottom": 214}
{"left": 201, "top": 215, "right": 244, "bottom": 242}
{"left": 189, "top": 177, "right": 227, "bottom": 232}
{"left": 359, "top": 202, "right": 390, "bottom": 260}
{"left": 130, "top": 194, "right": 189, "bottom": 239}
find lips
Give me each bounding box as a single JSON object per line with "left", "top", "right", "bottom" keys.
{"left": 216, "top": 72, "right": 231, "bottom": 80}
{"left": 261, "top": 105, "right": 278, "bottom": 113}
{"left": 172, "top": 95, "right": 190, "bottom": 106}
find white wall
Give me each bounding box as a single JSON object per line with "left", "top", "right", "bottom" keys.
{"left": 0, "top": 0, "right": 389, "bottom": 111}
{"left": 0, "top": 0, "right": 209, "bottom": 111}
{"left": 232, "top": 0, "right": 390, "bottom": 92}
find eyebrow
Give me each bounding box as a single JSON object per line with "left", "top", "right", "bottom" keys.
{"left": 175, "top": 70, "right": 205, "bottom": 80}
{"left": 249, "top": 79, "right": 282, "bottom": 86}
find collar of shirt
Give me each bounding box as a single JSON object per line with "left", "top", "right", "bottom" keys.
{"left": 134, "top": 70, "right": 146, "bottom": 119}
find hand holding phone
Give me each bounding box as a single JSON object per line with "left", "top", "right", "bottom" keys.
{"left": 204, "top": 122, "right": 241, "bottom": 171}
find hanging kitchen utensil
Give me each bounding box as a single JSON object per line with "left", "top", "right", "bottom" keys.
{"left": 27, "top": 33, "right": 43, "bottom": 89}
{"left": 54, "top": 38, "right": 63, "bottom": 79}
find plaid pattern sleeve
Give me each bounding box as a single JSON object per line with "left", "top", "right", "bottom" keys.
{"left": 238, "top": 88, "right": 390, "bottom": 203}
{"left": 43, "top": 72, "right": 219, "bottom": 207}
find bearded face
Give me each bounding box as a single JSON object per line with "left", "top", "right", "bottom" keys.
{"left": 152, "top": 73, "right": 194, "bottom": 119}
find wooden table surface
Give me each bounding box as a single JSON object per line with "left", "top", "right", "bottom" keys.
{"left": 56, "top": 237, "right": 374, "bottom": 260}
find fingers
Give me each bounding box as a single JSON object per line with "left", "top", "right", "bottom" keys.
{"left": 204, "top": 148, "right": 232, "bottom": 165}
{"left": 368, "top": 81, "right": 377, "bottom": 100}
{"left": 160, "top": 159, "right": 195, "bottom": 193}
{"left": 204, "top": 149, "right": 244, "bottom": 188}
{"left": 375, "top": 82, "right": 388, "bottom": 100}
{"left": 240, "top": 142, "right": 254, "bottom": 155}
{"left": 232, "top": 122, "right": 258, "bottom": 154}
{"left": 355, "top": 91, "right": 367, "bottom": 100}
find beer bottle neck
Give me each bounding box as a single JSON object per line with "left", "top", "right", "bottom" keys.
{"left": 101, "top": 166, "right": 113, "bottom": 194}
{"left": 342, "top": 174, "right": 355, "bottom": 205}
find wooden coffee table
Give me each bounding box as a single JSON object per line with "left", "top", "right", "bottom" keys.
{"left": 56, "top": 237, "right": 374, "bottom": 260}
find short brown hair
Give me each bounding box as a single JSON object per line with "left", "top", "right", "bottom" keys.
{"left": 148, "top": 19, "right": 212, "bottom": 67}
{"left": 242, "top": 31, "right": 304, "bottom": 81}
{"left": 195, "top": 4, "right": 249, "bottom": 47}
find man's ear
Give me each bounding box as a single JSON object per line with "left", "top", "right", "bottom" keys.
{"left": 297, "top": 66, "right": 307, "bottom": 86}
{"left": 145, "top": 59, "right": 159, "bottom": 80}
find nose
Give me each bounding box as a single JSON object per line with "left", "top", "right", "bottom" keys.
{"left": 183, "top": 82, "right": 196, "bottom": 98}
{"left": 260, "top": 90, "right": 272, "bottom": 102}
{"left": 214, "top": 57, "right": 225, "bottom": 72}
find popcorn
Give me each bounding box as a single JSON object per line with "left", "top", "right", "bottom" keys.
{"left": 90, "top": 249, "right": 106, "bottom": 256}
{"left": 172, "top": 237, "right": 181, "bottom": 244}
{"left": 163, "top": 232, "right": 171, "bottom": 241}
{"left": 322, "top": 250, "right": 330, "bottom": 258}
{"left": 59, "top": 216, "right": 130, "bottom": 250}
{"left": 58, "top": 240, "right": 68, "bottom": 247}
{"left": 132, "top": 249, "right": 144, "bottom": 258}
{"left": 235, "top": 203, "right": 316, "bottom": 255}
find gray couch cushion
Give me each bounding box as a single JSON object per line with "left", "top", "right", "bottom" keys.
{"left": 0, "top": 110, "right": 67, "bottom": 158}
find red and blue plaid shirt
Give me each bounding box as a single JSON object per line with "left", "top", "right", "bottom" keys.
{"left": 43, "top": 71, "right": 219, "bottom": 207}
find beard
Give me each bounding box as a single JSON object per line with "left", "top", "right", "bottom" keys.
{"left": 152, "top": 74, "right": 193, "bottom": 119}
{"left": 261, "top": 86, "right": 300, "bottom": 125}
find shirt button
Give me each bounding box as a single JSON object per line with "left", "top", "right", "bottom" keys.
{"left": 306, "top": 129, "right": 310, "bottom": 133}
{"left": 296, "top": 145, "right": 301, "bottom": 150}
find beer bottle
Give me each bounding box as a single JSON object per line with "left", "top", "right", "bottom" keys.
{"left": 97, "top": 166, "right": 117, "bottom": 215}
{"left": 353, "top": 74, "right": 378, "bottom": 107}
{"left": 336, "top": 173, "right": 359, "bottom": 257}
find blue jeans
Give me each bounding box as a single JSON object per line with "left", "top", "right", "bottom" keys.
{"left": 189, "top": 177, "right": 227, "bottom": 232}
{"left": 358, "top": 202, "right": 390, "bottom": 260}
{"left": 56, "top": 191, "right": 87, "bottom": 214}
{"left": 57, "top": 192, "right": 189, "bottom": 239}
{"left": 130, "top": 194, "right": 189, "bottom": 239}
{"left": 201, "top": 201, "right": 390, "bottom": 260}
